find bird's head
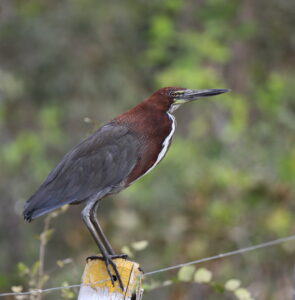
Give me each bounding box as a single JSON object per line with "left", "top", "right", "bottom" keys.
{"left": 149, "top": 87, "right": 230, "bottom": 113}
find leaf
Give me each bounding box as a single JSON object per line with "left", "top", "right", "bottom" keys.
{"left": 194, "top": 268, "right": 212, "bottom": 283}
{"left": 28, "top": 279, "right": 36, "bottom": 287}
{"left": 31, "top": 261, "right": 40, "bottom": 277}
{"left": 162, "top": 280, "right": 173, "bottom": 286}
{"left": 234, "top": 288, "right": 253, "bottom": 300}
{"left": 83, "top": 117, "right": 92, "bottom": 123}
{"left": 121, "top": 246, "right": 134, "bottom": 258}
{"left": 61, "top": 289, "right": 75, "bottom": 299}
{"left": 178, "top": 265, "right": 196, "bottom": 282}
{"left": 11, "top": 286, "right": 23, "bottom": 293}
{"left": 225, "top": 279, "right": 241, "bottom": 291}
{"left": 17, "top": 262, "right": 30, "bottom": 277}
{"left": 57, "top": 258, "right": 73, "bottom": 268}
{"left": 131, "top": 240, "right": 149, "bottom": 251}
{"left": 57, "top": 260, "right": 65, "bottom": 268}
{"left": 211, "top": 282, "right": 225, "bottom": 293}
{"left": 39, "top": 274, "right": 50, "bottom": 287}
{"left": 61, "top": 282, "right": 75, "bottom": 299}
{"left": 40, "top": 229, "right": 55, "bottom": 244}
{"left": 141, "top": 279, "right": 163, "bottom": 292}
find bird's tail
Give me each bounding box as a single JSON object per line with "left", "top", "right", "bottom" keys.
{"left": 23, "top": 188, "right": 70, "bottom": 222}
{"left": 23, "top": 202, "right": 62, "bottom": 222}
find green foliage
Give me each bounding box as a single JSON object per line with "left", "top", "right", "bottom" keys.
{"left": 176, "top": 266, "right": 255, "bottom": 299}
{"left": 225, "top": 279, "right": 241, "bottom": 291}
{"left": 17, "top": 263, "right": 30, "bottom": 277}
{"left": 60, "top": 282, "right": 76, "bottom": 299}
{"left": 145, "top": 265, "right": 255, "bottom": 299}
{"left": 121, "top": 240, "right": 149, "bottom": 258}
{"left": 131, "top": 240, "right": 149, "bottom": 251}
{"left": 194, "top": 268, "right": 213, "bottom": 283}
{"left": 13, "top": 210, "right": 75, "bottom": 299}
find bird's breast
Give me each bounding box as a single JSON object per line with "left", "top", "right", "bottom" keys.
{"left": 125, "top": 112, "right": 176, "bottom": 185}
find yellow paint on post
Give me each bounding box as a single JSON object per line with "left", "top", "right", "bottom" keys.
{"left": 78, "top": 257, "right": 143, "bottom": 300}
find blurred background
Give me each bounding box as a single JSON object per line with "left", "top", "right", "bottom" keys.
{"left": 0, "top": 0, "right": 294, "bottom": 299}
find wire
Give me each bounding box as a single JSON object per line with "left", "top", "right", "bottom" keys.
{"left": 144, "top": 234, "right": 295, "bottom": 276}
{"left": 0, "top": 284, "right": 81, "bottom": 297}
{"left": 0, "top": 279, "right": 109, "bottom": 297}
{"left": 1, "top": 234, "right": 295, "bottom": 297}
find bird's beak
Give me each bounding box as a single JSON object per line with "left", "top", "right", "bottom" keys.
{"left": 173, "top": 88, "right": 230, "bottom": 104}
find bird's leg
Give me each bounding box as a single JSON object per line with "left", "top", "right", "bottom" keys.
{"left": 90, "top": 200, "right": 115, "bottom": 255}
{"left": 81, "top": 201, "right": 124, "bottom": 291}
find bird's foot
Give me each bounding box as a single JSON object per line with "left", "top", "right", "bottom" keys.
{"left": 104, "top": 255, "right": 125, "bottom": 291}
{"left": 86, "top": 254, "right": 128, "bottom": 291}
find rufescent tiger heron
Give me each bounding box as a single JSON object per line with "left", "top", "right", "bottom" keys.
{"left": 24, "top": 87, "right": 229, "bottom": 290}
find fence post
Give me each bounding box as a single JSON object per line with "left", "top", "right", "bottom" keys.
{"left": 78, "top": 257, "right": 143, "bottom": 300}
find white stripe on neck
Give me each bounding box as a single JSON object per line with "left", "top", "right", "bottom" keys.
{"left": 139, "top": 112, "right": 176, "bottom": 179}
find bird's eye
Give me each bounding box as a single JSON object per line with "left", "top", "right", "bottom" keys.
{"left": 170, "top": 90, "right": 184, "bottom": 98}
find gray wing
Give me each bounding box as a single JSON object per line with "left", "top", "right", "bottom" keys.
{"left": 24, "top": 123, "right": 139, "bottom": 221}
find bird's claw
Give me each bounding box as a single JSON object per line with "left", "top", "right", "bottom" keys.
{"left": 86, "top": 254, "right": 127, "bottom": 291}
{"left": 104, "top": 256, "right": 124, "bottom": 291}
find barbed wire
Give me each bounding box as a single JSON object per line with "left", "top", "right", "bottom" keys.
{"left": 1, "top": 234, "right": 295, "bottom": 297}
